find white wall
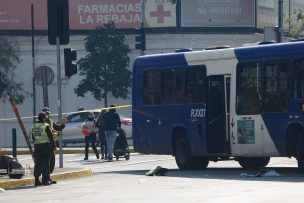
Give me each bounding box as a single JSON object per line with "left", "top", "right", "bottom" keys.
{"left": 0, "top": 33, "right": 263, "bottom": 147}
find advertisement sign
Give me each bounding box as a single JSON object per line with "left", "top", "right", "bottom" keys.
{"left": 256, "top": 0, "right": 278, "bottom": 29}
{"left": 0, "top": 0, "right": 176, "bottom": 30}
{"left": 181, "top": 0, "right": 255, "bottom": 27}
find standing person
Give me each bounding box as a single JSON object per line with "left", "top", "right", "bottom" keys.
{"left": 82, "top": 112, "right": 99, "bottom": 160}
{"left": 31, "top": 112, "right": 57, "bottom": 186}
{"left": 42, "top": 107, "right": 66, "bottom": 175}
{"left": 96, "top": 109, "right": 107, "bottom": 159}
{"left": 103, "top": 105, "right": 121, "bottom": 161}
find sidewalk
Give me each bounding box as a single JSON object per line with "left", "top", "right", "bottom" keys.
{"left": 0, "top": 167, "right": 92, "bottom": 189}
{"left": 0, "top": 147, "right": 134, "bottom": 190}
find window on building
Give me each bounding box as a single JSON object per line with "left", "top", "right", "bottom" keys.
{"left": 143, "top": 69, "right": 162, "bottom": 105}
{"left": 236, "top": 62, "right": 262, "bottom": 115}
{"left": 263, "top": 60, "right": 289, "bottom": 112}
{"left": 186, "top": 66, "right": 206, "bottom": 104}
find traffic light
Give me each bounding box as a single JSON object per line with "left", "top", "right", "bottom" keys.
{"left": 135, "top": 28, "right": 146, "bottom": 51}
{"left": 47, "top": 0, "right": 69, "bottom": 45}
{"left": 64, "top": 48, "right": 77, "bottom": 77}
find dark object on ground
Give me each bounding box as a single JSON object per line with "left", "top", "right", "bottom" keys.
{"left": 113, "top": 129, "right": 130, "bottom": 160}
{"left": 146, "top": 166, "right": 169, "bottom": 176}
{"left": 0, "top": 155, "right": 24, "bottom": 179}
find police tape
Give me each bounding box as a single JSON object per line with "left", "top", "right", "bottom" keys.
{"left": 0, "top": 105, "right": 132, "bottom": 122}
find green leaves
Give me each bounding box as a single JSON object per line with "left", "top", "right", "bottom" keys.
{"left": 285, "top": 8, "right": 304, "bottom": 39}
{"left": 0, "top": 37, "right": 27, "bottom": 104}
{"left": 75, "top": 22, "right": 132, "bottom": 106}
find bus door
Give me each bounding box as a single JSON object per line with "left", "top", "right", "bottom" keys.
{"left": 206, "top": 75, "right": 231, "bottom": 154}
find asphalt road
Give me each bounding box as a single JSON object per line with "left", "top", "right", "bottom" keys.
{"left": 1, "top": 153, "right": 304, "bottom": 203}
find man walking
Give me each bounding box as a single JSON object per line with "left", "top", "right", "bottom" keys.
{"left": 103, "top": 105, "right": 121, "bottom": 161}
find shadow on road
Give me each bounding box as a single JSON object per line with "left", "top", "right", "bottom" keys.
{"left": 101, "top": 167, "right": 304, "bottom": 182}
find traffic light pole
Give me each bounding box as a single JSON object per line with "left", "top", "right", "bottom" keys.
{"left": 56, "top": 37, "right": 63, "bottom": 168}
{"left": 140, "top": 0, "right": 145, "bottom": 56}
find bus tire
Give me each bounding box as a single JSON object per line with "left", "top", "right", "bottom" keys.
{"left": 174, "top": 135, "right": 207, "bottom": 170}
{"left": 238, "top": 157, "right": 270, "bottom": 170}
{"left": 296, "top": 130, "right": 304, "bottom": 172}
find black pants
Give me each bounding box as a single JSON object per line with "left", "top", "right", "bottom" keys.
{"left": 85, "top": 133, "right": 99, "bottom": 159}
{"left": 34, "top": 143, "right": 52, "bottom": 182}
{"left": 98, "top": 128, "right": 107, "bottom": 157}
{"left": 50, "top": 154, "right": 55, "bottom": 174}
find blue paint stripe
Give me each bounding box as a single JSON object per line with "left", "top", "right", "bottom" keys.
{"left": 234, "top": 42, "right": 304, "bottom": 62}
{"left": 133, "top": 53, "right": 188, "bottom": 71}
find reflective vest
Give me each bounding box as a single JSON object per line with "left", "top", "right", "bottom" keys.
{"left": 32, "top": 123, "right": 50, "bottom": 144}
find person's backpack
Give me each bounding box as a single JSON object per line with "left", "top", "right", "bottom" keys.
{"left": 0, "top": 155, "right": 24, "bottom": 179}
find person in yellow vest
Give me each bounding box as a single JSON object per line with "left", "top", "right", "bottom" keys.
{"left": 32, "top": 112, "right": 57, "bottom": 186}
{"left": 42, "top": 107, "right": 66, "bottom": 174}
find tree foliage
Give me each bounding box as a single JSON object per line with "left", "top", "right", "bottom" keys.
{"left": 75, "top": 22, "right": 132, "bottom": 107}
{"left": 285, "top": 8, "right": 304, "bottom": 39}
{"left": 0, "top": 37, "right": 26, "bottom": 104}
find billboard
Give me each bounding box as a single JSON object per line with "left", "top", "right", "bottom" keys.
{"left": 256, "top": 0, "right": 278, "bottom": 29}
{"left": 0, "top": 0, "right": 176, "bottom": 30}
{"left": 181, "top": 0, "right": 255, "bottom": 27}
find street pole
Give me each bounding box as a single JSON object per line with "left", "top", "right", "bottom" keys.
{"left": 56, "top": 37, "right": 63, "bottom": 168}
{"left": 278, "top": 0, "right": 283, "bottom": 43}
{"left": 31, "top": 4, "right": 36, "bottom": 124}
{"left": 140, "top": 0, "right": 145, "bottom": 56}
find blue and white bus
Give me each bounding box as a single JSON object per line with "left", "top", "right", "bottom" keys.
{"left": 132, "top": 41, "right": 304, "bottom": 171}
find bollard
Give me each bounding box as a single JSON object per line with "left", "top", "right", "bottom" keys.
{"left": 12, "top": 128, "right": 17, "bottom": 159}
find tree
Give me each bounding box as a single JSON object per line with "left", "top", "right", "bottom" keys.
{"left": 285, "top": 8, "right": 304, "bottom": 39}
{"left": 75, "top": 22, "right": 132, "bottom": 107}
{"left": 0, "top": 37, "right": 27, "bottom": 104}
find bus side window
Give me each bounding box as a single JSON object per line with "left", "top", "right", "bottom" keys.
{"left": 143, "top": 69, "right": 161, "bottom": 105}
{"left": 293, "top": 59, "right": 304, "bottom": 99}
{"left": 162, "top": 68, "right": 185, "bottom": 105}
{"left": 236, "top": 62, "right": 261, "bottom": 115}
{"left": 186, "top": 66, "right": 206, "bottom": 104}
{"left": 263, "top": 61, "right": 289, "bottom": 112}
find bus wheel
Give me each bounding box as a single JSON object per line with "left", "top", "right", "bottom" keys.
{"left": 296, "top": 130, "right": 304, "bottom": 172}
{"left": 174, "top": 136, "right": 194, "bottom": 170}
{"left": 238, "top": 157, "right": 270, "bottom": 170}
{"left": 174, "top": 136, "right": 207, "bottom": 170}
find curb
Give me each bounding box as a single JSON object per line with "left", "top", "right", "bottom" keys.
{"left": 0, "top": 168, "right": 92, "bottom": 190}
{"left": 0, "top": 147, "right": 135, "bottom": 156}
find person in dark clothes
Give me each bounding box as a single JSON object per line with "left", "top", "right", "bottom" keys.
{"left": 82, "top": 112, "right": 99, "bottom": 160}
{"left": 31, "top": 112, "right": 57, "bottom": 186}
{"left": 103, "top": 105, "right": 121, "bottom": 161}
{"left": 42, "top": 107, "right": 66, "bottom": 175}
{"left": 96, "top": 109, "right": 107, "bottom": 159}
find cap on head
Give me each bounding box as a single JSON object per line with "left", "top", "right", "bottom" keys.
{"left": 38, "top": 112, "right": 47, "bottom": 121}
{"left": 42, "top": 107, "right": 50, "bottom": 113}
{"left": 110, "top": 104, "right": 116, "bottom": 112}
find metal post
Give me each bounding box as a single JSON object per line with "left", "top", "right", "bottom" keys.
{"left": 31, "top": 4, "right": 36, "bottom": 124}
{"left": 278, "top": 0, "right": 284, "bottom": 43}
{"left": 56, "top": 37, "right": 63, "bottom": 168}
{"left": 12, "top": 128, "right": 17, "bottom": 159}
{"left": 140, "top": 0, "right": 145, "bottom": 56}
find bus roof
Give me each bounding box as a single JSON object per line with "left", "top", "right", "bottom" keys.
{"left": 234, "top": 41, "right": 304, "bottom": 62}
{"left": 133, "top": 41, "right": 304, "bottom": 69}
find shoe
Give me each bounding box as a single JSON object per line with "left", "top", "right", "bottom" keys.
{"left": 84, "top": 157, "right": 88, "bottom": 160}
{"left": 96, "top": 154, "right": 100, "bottom": 159}
{"left": 101, "top": 155, "right": 104, "bottom": 159}
{"left": 42, "top": 181, "right": 51, "bottom": 186}
{"left": 34, "top": 181, "right": 42, "bottom": 187}
{"left": 49, "top": 179, "right": 57, "bottom": 184}
{"left": 106, "top": 157, "right": 113, "bottom": 162}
